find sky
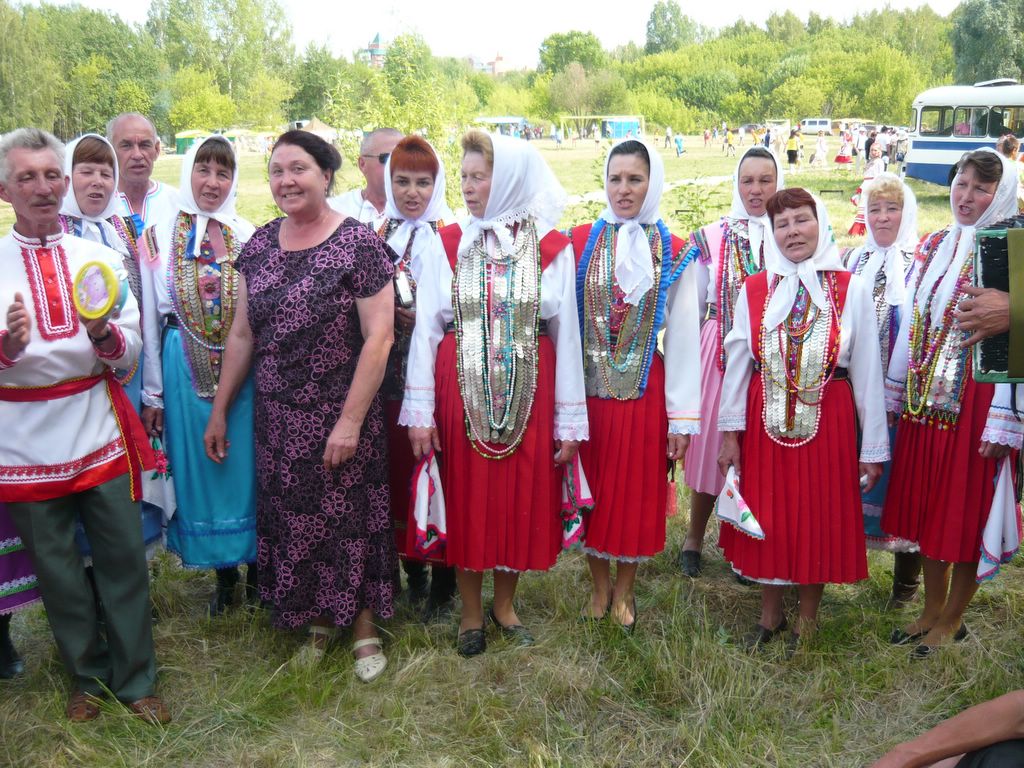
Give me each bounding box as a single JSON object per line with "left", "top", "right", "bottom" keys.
{"left": 45, "top": 0, "right": 962, "bottom": 69}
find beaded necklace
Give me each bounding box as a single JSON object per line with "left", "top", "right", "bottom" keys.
{"left": 851, "top": 247, "right": 913, "bottom": 375}
{"left": 904, "top": 229, "right": 969, "bottom": 425}
{"left": 758, "top": 271, "right": 841, "bottom": 447}
{"left": 453, "top": 220, "right": 541, "bottom": 459}
{"left": 167, "top": 212, "right": 240, "bottom": 399}
{"left": 582, "top": 221, "right": 664, "bottom": 400}
{"left": 717, "top": 218, "right": 763, "bottom": 372}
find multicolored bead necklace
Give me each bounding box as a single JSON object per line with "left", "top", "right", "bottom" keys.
{"left": 717, "top": 218, "right": 763, "bottom": 372}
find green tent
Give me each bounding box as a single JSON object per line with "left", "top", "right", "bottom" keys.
{"left": 174, "top": 130, "right": 207, "bottom": 154}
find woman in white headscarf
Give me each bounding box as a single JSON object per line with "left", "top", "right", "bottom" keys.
{"left": 568, "top": 139, "right": 700, "bottom": 629}
{"left": 844, "top": 173, "right": 923, "bottom": 605}
{"left": 400, "top": 130, "right": 588, "bottom": 657}
{"left": 377, "top": 135, "right": 457, "bottom": 619}
{"left": 717, "top": 188, "right": 888, "bottom": 651}
{"left": 883, "top": 148, "right": 1023, "bottom": 658}
{"left": 679, "top": 145, "right": 784, "bottom": 578}
{"left": 60, "top": 133, "right": 168, "bottom": 569}
{"left": 138, "top": 135, "right": 258, "bottom": 614}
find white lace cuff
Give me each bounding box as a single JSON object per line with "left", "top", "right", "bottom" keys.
{"left": 399, "top": 387, "right": 436, "bottom": 428}
{"left": 982, "top": 404, "right": 1024, "bottom": 449}
{"left": 859, "top": 442, "right": 891, "bottom": 463}
{"left": 884, "top": 377, "right": 905, "bottom": 413}
{"left": 718, "top": 412, "right": 746, "bottom": 432}
{"left": 554, "top": 401, "right": 589, "bottom": 441}
{"left": 141, "top": 392, "right": 164, "bottom": 409}
{"left": 668, "top": 414, "right": 701, "bottom": 436}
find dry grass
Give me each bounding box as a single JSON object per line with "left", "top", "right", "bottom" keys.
{"left": 3, "top": 499, "right": 1024, "bottom": 767}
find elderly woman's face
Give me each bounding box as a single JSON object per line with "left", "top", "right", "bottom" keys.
{"left": 269, "top": 143, "right": 330, "bottom": 217}
{"left": 772, "top": 205, "right": 819, "bottom": 263}
{"left": 952, "top": 163, "right": 997, "bottom": 226}
{"left": 191, "top": 158, "right": 233, "bottom": 213}
{"left": 72, "top": 161, "right": 115, "bottom": 218}
{"left": 391, "top": 167, "right": 434, "bottom": 220}
{"left": 867, "top": 194, "right": 903, "bottom": 249}
{"left": 461, "top": 151, "right": 491, "bottom": 217}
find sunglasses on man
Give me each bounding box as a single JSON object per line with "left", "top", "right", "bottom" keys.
{"left": 361, "top": 152, "right": 390, "bottom": 164}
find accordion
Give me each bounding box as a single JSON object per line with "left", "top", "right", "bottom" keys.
{"left": 974, "top": 215, "right": 1024, "bottom": 383}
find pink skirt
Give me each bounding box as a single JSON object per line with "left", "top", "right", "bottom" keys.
{"left": 683, "top": 319, "right": 726, "bottom": 495}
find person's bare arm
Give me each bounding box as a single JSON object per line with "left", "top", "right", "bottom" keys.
{"left": 871, "top": 691, "right": 1024, "bottom": 768}
{"left": 204, "top": 276, "right": 254, "bottom": 463}
{"left": 322, "top": 283, "right": 394, "bottom": 469}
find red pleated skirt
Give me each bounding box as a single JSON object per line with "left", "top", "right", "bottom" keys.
{"left": 385, "top": 400, "right": 444, "bottom": 565}
{"left": 719, "top": 374, "right": 867, "bottom": 584}
{"left": 579, "top": 355, "right": 668, "bottom": 559}
{"left": 435, "top": 333, "right": 562, "bottom": 572}
{"left": 881, "top": 374, "right": 1002, "bottom": 563}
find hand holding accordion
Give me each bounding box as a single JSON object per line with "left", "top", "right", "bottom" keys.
{"left": 972, "top": 215, "right": 1024, "bottom": 383}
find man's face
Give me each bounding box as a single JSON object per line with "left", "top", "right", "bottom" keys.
{"left": 0, "top": 147, "right": 67, "bottom": 234}
{"left": 111, "top": 116, "right": 160, "bottom": 188}
{"left": 357, "top": 133, "right": 401, "bottom": 199}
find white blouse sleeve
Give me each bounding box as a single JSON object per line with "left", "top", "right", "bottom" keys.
{"left": 885, "top": 279, "right": 914, "bottom": 414}
{"left": 398, "top": 242, "right": 451, "bottom": 429}
{"left": 717, "top": 284, "right": 753, "bottom": 432}
{"left": 664, "top": 261, "right": 701, "bottom": 435}
{"left": 843, "top": 275, "right": 890, "bottom": 463}
{"left": 139, "top": 232, "right": 165, "bottom": 408}
{"left": 981, "top": 383, "right": 1024, "bottom": 449}
{"left": 544, "top": 245, "right": 589, "bottom": 441}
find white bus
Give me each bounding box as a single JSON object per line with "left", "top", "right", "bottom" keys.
{"left": 906, "top": 79, "right": 1024, "bottom": 185}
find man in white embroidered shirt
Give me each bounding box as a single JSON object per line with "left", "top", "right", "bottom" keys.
{"left": 328, "top": 127, "right": 402, "bottom": 231}
{"left": 108, "top": 113, "right": 178, "bottom": 235}
{"left": 0, "top": 128, "right": 169, "bottom": 725}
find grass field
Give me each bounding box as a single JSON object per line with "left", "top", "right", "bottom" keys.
{"left": 2, "top": 135, "right": 1020, "bottom": 768}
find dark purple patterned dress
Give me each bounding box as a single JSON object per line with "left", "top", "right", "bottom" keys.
{"left": 237, "top": 218, "right": 397, "bottom": 629}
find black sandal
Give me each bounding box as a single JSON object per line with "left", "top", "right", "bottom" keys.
{"left": 457, "top": 627, "right": 486, "bottom": 657}
{"left": 741, "top": 617, "right": 788, "bottom": 650}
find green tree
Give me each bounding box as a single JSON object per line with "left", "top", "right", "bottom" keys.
{"left": 952, "top": 0, "right": 1024, "bottom": 83}
{"left": 113, "top": 80, "right": 154, "bottom": 118}
{"left": 0, "top": 1, "right": 60, "bottom": 132}
{"left": 538, "top": 30, "right": 606, "bottom": 74}
{"left": 168, "top": 67, "right": 236, "bottom": 132}
{"left": 766, "top": 11, "right": 806, "bottom": 45}
{"left": 645, "top": 0, "right": 701, "bottom": 54}
{"left": 288, "top": 44, "right": 347, "bottom": 121}
{"left": 234, "top": 70, "right": 293, "bottom": 128}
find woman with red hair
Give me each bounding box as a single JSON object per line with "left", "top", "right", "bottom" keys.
{"left": 717, "top": 188, "right": 887, "bottom": 651}
{"left": 378, "top": 136, "right": 456, "bottom": 620}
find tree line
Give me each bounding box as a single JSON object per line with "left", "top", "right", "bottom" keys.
{"left": 0, "top": 0, "right": 1020, "bottom": 143}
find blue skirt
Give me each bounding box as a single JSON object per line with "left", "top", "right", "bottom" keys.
{"left": 163, "top": 327, "right": 257, "bottom": 569}
{"left": 863, "top": 423, "right": 916, "bottom": 552}
{"left": 75, "top": 353, "right": 164, "bottom": 559}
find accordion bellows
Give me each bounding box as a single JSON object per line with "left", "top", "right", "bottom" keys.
{"left": 974, "top": 215, "right": 1024, "bottom": 383}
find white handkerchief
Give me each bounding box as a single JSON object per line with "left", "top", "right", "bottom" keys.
{"left": 977, "top": 457, "right": 1021, "bottom": 582}
{"left": 716, "top": 467, "right": 765, "bottom": 540}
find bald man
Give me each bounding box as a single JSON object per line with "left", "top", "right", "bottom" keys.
{"left": 328, "top": 128, "right": 402, "bottom": 231}
{"left": 107, "top": 113, "right": 179, "bottom": 234}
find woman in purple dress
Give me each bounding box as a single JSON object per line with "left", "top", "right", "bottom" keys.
{"left": 205, "top": 130, "right": 397, "bottom": 681}
{"left": 1, "top": 502, "right": 40, "bottom": 677}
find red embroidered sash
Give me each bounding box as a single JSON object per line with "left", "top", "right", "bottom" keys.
{"left": 0, "top": 372, "right": 155, "bottom": 501}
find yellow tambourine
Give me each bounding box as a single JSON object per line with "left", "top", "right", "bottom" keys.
{"left": 73, "top": 261, "right": 128, "bottom": 320}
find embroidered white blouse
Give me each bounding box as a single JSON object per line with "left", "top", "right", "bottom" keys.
{"left": 718, "top": 271, "right": 890, "bottom": 463}
{"left": 398, "top": 230, "right": 590, "bottom": 442}
{"left": 0, "top": 230, "right": 141, "bottom": 500}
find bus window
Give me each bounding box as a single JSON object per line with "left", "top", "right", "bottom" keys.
{"left": 910, "top": 108, "right": 918, "bottom": 132}
{"left": 953, "top": 107, "right": 989, "bottom": 136}
{"left": 990, "top": 107, "right": 1024, "bottom": 137}
{"left": 920, "top": 106, "right": 953, "bottom": 136}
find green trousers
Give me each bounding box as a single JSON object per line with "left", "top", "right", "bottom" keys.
{"left": 8, "top": 474, "right": 156, "bottom": 702}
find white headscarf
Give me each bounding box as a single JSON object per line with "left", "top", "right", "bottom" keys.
{"left": 919, "top": 147, "right": 1019, "bottom": 316}
{"left": 762, "top": 194, "right": 846, "bottom": 333}
{"left": 382, "top": 138, "right": 455, "bottom": 273}
{"left": 457, "top": 133, "right": 567, "bottom": 257}
{"left": 597, "top": 138, "right": 665, "bottom": 305}
{"left": 860, "top": 172, "right": 919, "bottom": 306}
{"left": 60, "top": 134, "right": 128, "bottom": 255}
{"left": 727, "top": 146, "right": 785, "bottom": 271}
{"left": 165, "top": 135, "right": 254, "bottom": 258}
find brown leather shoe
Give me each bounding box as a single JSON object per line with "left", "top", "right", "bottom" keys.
{"left": 66, "top": 691, "right": 102, "bottom": 722}
{"left": 127, "top": 695, "right": 171, "bottom": 725}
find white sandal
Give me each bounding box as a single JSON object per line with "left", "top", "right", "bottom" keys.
{"left": 289, "top": 625, "right": 336, "bottom": 669}
{"left": 352, "top": 637, "right": 387, "bottom": 683}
